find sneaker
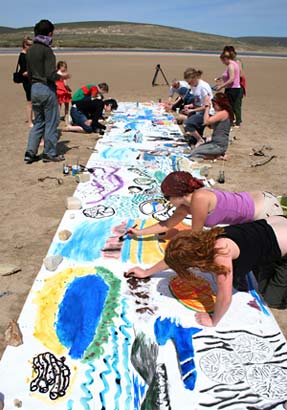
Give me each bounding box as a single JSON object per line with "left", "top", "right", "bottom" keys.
{"left": 24, "top": 151, "right": 39, "bottom": 164}
{"left": 42, "top": 153, "right": 65, "bottom": 163}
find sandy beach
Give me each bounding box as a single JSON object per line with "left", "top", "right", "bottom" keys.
{"left": 0, "top": 52, "right": 286, "bottom": 357}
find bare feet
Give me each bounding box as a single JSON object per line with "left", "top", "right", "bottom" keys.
{"left": 195, "top": 138, "right": 205, "bottom": 148}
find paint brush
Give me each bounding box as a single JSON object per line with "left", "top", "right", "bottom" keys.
{"left": 118, "top": 224, "right": 138, "bottom": 242}
{"left": 124, "top": 271, "right": 135, "bottom": 278}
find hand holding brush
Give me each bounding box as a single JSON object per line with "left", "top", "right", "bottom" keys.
{"left": 118, "top": 224, "right": 138, "bottom": 242}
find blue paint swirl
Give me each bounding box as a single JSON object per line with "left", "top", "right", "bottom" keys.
{"left": 154, "top": 317, "right": 201, "bottom": 390}
{"left": 56, "top": 275, "right": 109, "bottom": 359}
{"left": 49, "top": 219, "right": 115, "bottom": 262}
{"left": 80, "top": 363, "right": 96, "bottom": 410}
{"left": 119, "top": 298, "right": 132, "bottom": 409}
{"left": 100, "top": 355, "right": 112, "bottom": 410}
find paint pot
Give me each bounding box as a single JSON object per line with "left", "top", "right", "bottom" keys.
{"left": 63, "top": 164, "right": 70, "bottom": 175}
{"left": 72, "top": 165, "right": 80, "bottom": 176}
{"left": 176, "top": 108, "right": 180, "bottom": 114}
{"left": 217, "top": 171, "right": 225, "bottom": 184}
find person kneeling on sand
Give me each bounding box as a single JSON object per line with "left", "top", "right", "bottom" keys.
{"left": 71, "top": 83, "right": 109, "bottom": 104}
{"left": 125, "top": 216, "right": 287, "bottom": 326}
{"left": 190, "top": 93, "right": 232, "bottom": 159}
{"left": 64, "top": 98, "right": 118, "bottom": 133}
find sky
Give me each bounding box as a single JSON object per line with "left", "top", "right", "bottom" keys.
{"left": 1, "top": 0, "right": 286, "bottom": 37}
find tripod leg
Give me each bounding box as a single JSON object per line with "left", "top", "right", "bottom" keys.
{"left": 159, "top": 67, "right": 170, "bottom": 86}
{"left": 152, "top": 67, "right": 160, "bottom": 86}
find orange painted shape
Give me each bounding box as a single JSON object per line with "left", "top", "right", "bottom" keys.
{"left": 169, "top": 274, "right": 216, "bottom": 313}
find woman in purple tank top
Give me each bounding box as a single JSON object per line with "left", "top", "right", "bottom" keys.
{"left": 215, "top": 52, "right": 241, "bottom": 127}
{"left": 126, "top": 171, "right": 282, "bottom": 279}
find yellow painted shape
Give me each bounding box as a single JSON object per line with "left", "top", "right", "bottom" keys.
{"left": 141, "top": 219, "right": 165, "bottom": 264}
{"left": 33, "top": 267, "right": 96, "bottom": 355}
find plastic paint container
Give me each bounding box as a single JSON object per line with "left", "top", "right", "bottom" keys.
{"left": 72, "top": 165, "right": 80, "bottom": 176}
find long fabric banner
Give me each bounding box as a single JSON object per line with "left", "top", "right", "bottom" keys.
{"left": 0, "top": 103, "right": 287, "bottom": 410}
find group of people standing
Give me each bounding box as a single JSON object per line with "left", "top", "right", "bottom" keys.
{"left": 16, "top": 19, "right": 118, "bottom": 164}
{"left": 167, "top": 46, "right": 245, "bottom": 160}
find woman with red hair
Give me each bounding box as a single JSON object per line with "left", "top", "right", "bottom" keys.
{"left": 190, "top": 93, "right": 233, "bottom": 158}
{"left": 126, "top": 171, "right": 282, "bottom": 280}
{"left": 126, "top": 216, "right": 287, "bottom": 326}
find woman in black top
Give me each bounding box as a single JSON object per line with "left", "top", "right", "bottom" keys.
{"left": 125, "top": 216, "right": 287, "bottom": 327}
{"left": 17, "top": 36, "right": 33, "bottom": 127}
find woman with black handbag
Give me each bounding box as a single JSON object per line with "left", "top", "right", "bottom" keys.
{"left": 16, "top": 36, "right": 33, "bottom": 127}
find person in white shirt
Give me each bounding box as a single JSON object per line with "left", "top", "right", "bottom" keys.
{"left": 182, "top": 68, "right": 213, "bottom": 147}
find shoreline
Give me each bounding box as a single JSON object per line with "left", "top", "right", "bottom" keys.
{"left": 1, "top": 48, "right": 287, "bottom": 58}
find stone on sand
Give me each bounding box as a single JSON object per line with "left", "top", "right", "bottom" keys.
{"left": 58, "top": 230, "right": 72, "bottom": 241}
{"left": 43, "top": 255, "right": 63, "bottom": 271}
{"left": 4, "top": 320, "right": 23, "bottom": 347}
{"left": 0, "top": 264, "right": 21, "bottom": 277}
{"left": 65, "top": 196, "right": 82, "bottom": 210}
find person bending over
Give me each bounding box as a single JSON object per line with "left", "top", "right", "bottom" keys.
{"left": 126, "top": 171, "right": 282, "bottom": 278}
{"left": 64, "top": 98, "right": 118, "bottom": 133}
{"left": 71, "top": 83, "right": 109, "bottom": 103}
{"left": 126, "top": 216, "right": 287, "bottom": 327}
{"left": 167, "top": 78, "right": 190, "bottom": 108}
{"left": 190, "top": 93, "right": 233, "bottom": 158}
{"left": 128, "top": 171, "right": 282, "bottom": 236}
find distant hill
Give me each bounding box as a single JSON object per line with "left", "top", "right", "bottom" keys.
{"left": 0, "top": 21, "right": 286, "bottom": 54}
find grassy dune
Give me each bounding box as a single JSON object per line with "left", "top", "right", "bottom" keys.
{"left": 0, "top": 21, "right": 286, "bottom": 53}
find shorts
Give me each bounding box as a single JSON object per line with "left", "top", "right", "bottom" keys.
{"left": 22, "top": 80, "right": 31, "bottom": 101}
{"left": 256, "top": 192, "right": 283, "bottom": 219}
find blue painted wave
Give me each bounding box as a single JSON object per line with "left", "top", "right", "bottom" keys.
{"left": 100, "top": 355, "right": 112, "bottom": 409}
{"left": 119, "top": 298, "right": 133, "bottom": 410}
{"left": 80, "top": 363, "right": 96, "bottom": 410}
{"left": 111, "top": 326, "right": 122, "bottom": 409}
{"left": 49, "top": 219, "right": 115, "bottom": 262}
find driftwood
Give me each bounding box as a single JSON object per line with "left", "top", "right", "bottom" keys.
{"left": 38, "top": 176, "right": 63, "bottom": 185}
{"left": 251, "top": 155, "right": 277, "bottom": 168}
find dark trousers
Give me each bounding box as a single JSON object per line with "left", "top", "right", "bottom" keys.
{"left": 225, "top": 88, "right": 242, "bottom": 126}
{"left": 254, "top": 255, "right": 287, "bottom": 308}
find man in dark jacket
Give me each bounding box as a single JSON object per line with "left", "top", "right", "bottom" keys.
{"left": 65, "top": 98, "right": 118, "bottom": 133}
{"left": 24, "top": 19, "right": 70, "bottom": 163}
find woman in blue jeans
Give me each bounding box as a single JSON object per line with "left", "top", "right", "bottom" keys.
{"left": 24, "top": 19, "right": 70, "bottom": 163}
